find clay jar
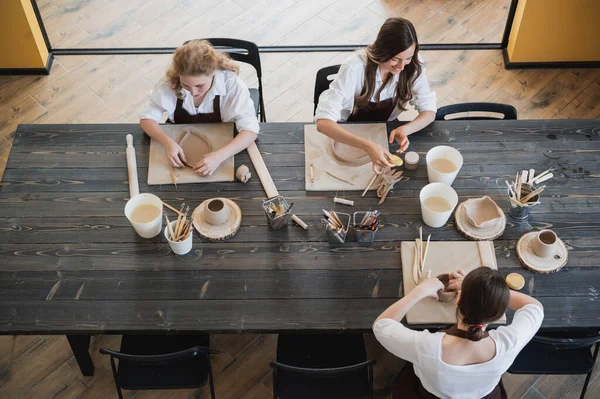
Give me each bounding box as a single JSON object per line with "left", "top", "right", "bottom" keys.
{"left": 204, "top": 199, "right": 230, "bottom": 225}
{"left": 532, "top": 229, "right": 559, "bottom": 259}
{"left": 436, "top": 273, "right": 458, "bottom": 302}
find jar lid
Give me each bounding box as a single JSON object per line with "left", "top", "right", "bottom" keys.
{"left": 404, "top": 151, "right": 419, "bottom": 164}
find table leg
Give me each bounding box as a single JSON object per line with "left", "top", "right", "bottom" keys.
{"left": 66, "top": 335, "right": 94, "bottom": 376}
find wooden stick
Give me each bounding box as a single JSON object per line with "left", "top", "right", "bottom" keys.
{"left": 533, "top": 173, "right": 553, "bottom": 184}
{"left": 422, "top": 234, "right": 431, "bottom": 271}
{"left": 326, "top": 171, "right": 355, "bottom": 186}
{"left": 162, "top": 201, "right": 184, "bottom": 216}
{"left": 170, "top": 166, "right": 178, "bottom": 189}
{"left": 362, "top": 173, "right": 378, "bottom": 197}
{"left": 419, "top": 227, "right": 423, "bottom": 274}
{"left": 164, "top": 213, "right": 175, "bottom": 241}
{"left": 521, "top": 185, "right": 546, "bottom": 203}
{"left": 247, "top": 142, "right": 279, "bottom": 199}
{"left": 291, "top": 214, "right": 308, "bottom": 230}
{"left": 505, "top": 181, "right": 515, "bottom": 198}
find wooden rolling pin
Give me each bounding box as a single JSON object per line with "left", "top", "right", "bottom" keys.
{"left": 126, "top": 134, "right": 140, "bottom": 198}
{"left": 247, "top": 142, "right": 279, "bottom": 199}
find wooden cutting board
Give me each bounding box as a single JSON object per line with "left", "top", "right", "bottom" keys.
{"left": 304, "top": 123, "right": 389, "bottom": 191}
{"left": 400, "top": 240, "right": 506, "bottom": 325}
{"left": 148, "top": 123, "right": 235, "bottom": 185}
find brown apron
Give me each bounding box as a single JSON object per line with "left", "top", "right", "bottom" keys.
{"left": 169, "top": 95, "right": 222, "bottom": 124}
{"left": 391, "top": 326, "right": 507, "bottom": 399}
{"left": 347, "top": 97, "right": 396, "bottom": 122}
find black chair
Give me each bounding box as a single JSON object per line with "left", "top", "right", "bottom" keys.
{"left": 185, "top": 38, "right": 266, "bottom": 122}
{"left": 435, "top": 102, "right": 517, "bottom": 121}
{"left": 99, "top": 334, "right": 219, "bottom": 399}
{"left": 270, "top": 333, "right": 375, "bottom": 399}
{"left": 314, "top": 64, "right": 341, "bottom": 115}
{"left": 508, "top": 333, "right": 600, "bottom": 399}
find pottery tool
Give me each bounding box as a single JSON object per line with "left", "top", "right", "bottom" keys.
{"left": 247, "top": 142, "right": 279, "bottom": 199}
{"left": 323, "top": 209, "right": 346, "bottom": 242}
{"left": 164, "top": 212, "right": 175, "bottom": 240}
{"left": 533, "top": 172, "right": 553, "bottom": 184}
{"left": 362, "top": 173, "right": 379, "bottom": 197}
{"left": 376, "top": 170, "right": 405, "bottom": 205}
{"left": 334, "top": 197, "right": 354, "bottom": 206}
{"left": 521, "top": 185, "right": 546, "bottom": 204}
{"left": 532, "top": 168, "right": 554, "bottom": 183}
{"left": 528, "top": 169, "right": 535, "bottom": 184}
{"left": 326, "top": 171, "right": 355, "bottom": 186}
{"left": 267, "top": 201, "right": 288, "bottom": 217}
{"left": 291, "top": 214, "right": 308, "bottom": 230}
{"left": 170, "top": 166, "right": 178, "bottom": 189}
{"left": 125, "top": 134, "right": 140, "bottom": 198}
{"left": 310, "top": 163, "right": 314, "bottom": 184}
{"left": 506, "top": 273, "right": 525, "bottom": 290}
{"left": 356, "top": 210, "right": 379, "bottom": 230}
{"left": 162, "top": 201, "right": 184, "bottom": 216}
{"left": 520, "top": 170, "right": 528, "bottom": 183}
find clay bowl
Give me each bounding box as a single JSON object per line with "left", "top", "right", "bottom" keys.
{"left": 464, "top": 196, "right": 503, "bottom": 229}
{"left": 330, "top": 140, "right": 370, "bottom": 166}
{"left": 436, "top": 273, "right": 458, "bottom": 302}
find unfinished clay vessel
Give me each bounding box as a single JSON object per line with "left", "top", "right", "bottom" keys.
{"left": 330, "top": 140, "right": 370, "bottom": 166}
{"left": 464, "top": 196, "right": 503, "bottom": 230}
{"left": 178, "top": 130, "right": 212, "bottom": 168}
{"left": 436, "top": 273, "right": 458, "bottom": 302}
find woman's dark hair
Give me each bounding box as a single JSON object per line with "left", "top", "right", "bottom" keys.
{"left": 354, "top": 17, "right": 422, "bottom": 112}
{"left": 457, "top": 267, "right": 510, "bottom": 341}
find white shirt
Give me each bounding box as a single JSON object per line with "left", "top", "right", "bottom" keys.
{"left": 139, "top": 69, "right": 260, "bottom": 134}
{"left": 373, "top": 304, "right": 544, "bottom": 399}
{"left": 315, "top": 50, "right": 437, "bottom": 122}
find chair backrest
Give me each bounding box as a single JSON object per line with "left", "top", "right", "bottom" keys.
{"left": 184, "top": 38, "right": 266, "bottom": 122}
{"left": 532, "top": 334, "right": 600, "bottom": 350}
{"left": 435, "top": 102, "right": 517, "bottom": 121}
{"left": 99, "top": 346, "right": 218, "bottom": 366}
{"left": 314, "top": 65, "right": 341, "bottom": 115}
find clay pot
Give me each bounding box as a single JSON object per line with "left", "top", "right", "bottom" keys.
{"left": 436, "top": 273, "right": 458, "bottom": 302}
{"left": 204, "top": 199, "right": 230, "bottom": 226}
{"left": 464, "top": 196, "right": 503, "bottom": 229}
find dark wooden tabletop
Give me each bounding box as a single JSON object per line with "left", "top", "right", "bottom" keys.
{"left": 1, "top": 120, "right": 599, "bottom": 335}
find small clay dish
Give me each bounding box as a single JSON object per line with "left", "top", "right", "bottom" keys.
{"left": 437, "top": 273, "right": 458, "bottom": 302}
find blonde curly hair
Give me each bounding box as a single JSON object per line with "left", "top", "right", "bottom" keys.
{"left": 165, "top": 40, "right": 239, "bottom": 97}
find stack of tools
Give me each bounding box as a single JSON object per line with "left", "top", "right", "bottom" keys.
{"left": 164, "top": 203, "right": 192, "bottom": 242}
{"left": 377, "top": 169, "right": 407, "bottom": 205}
{"left": 506, "top": 168, "right": 553, "bottom": 207}
{"left": 266, "top": 200, "right": 292, "bottom": 218}
{"left": 355, "top": 210, "right": 379, "bottom": 231}
{"left": 323, "top": 209, "right": 349, "bottom": 244}
{"left": 413, "top": 226, "right": 431, "bottom": 284}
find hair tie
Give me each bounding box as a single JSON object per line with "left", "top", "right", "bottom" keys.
{"left": 474, "top": 324, "right": 484, "bottom": 329}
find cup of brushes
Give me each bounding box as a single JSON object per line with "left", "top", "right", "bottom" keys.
{"left": 506, "top": 169, "right": 551, "bottom": 220}
{"left": 164, "top": 213, "right": 193, "bottom": 255}
{"left": 353, "top": 211, "right": 380, "bottom": 243}
{"left": 262, "top": 195, "right": 291, "bottom": 230}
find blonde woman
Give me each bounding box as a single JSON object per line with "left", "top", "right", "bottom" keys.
{"left": 140, "top": 40, "right": 259, "bottom": 176}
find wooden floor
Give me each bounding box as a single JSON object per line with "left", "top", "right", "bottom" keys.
{"left": 1, "top": 1, "right": 599, "bottom": 398}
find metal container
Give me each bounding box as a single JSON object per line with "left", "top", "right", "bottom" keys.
{"left": 353, "top": 211, "right": 379, "bottom": 243}
{"left": 326, "top": 212, "right": 350, "bottom": 244}
{"left": 508, "top": 183, "right": 539, "bottom": 219}
{"left": 262, "top": 196, "right": 291, "bottom": 230}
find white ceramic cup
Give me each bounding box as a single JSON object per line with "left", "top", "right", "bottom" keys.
{"left": 426, "top": 145, "right": 463, "bottom": 186}
{"left": 419, "top": 182, "right": 459, "bottom": 228}
{"left": 204, "top": 199, "right": 230, "bottom": 226}
{"left": 532, "top": 230, "right": 558, "bottom": 259}
{"left": 124, "top": 193, "right": 163, "bottom": 238}
{"left": 164, "top": 220, "right": 193, "bottom": 255}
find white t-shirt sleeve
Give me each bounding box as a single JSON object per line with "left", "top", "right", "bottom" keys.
{"left": 494, "top": 304, "right": 544, "bottom": 354}
{"left": 220, "top": 72, "right": 260, "bottom": 134}
{"left": 139, "top": 79, "right": 177, "bottom": 122}
{"left": 314, "top": 62, "right": 360, "bottom": 122}
{"left": 409, "top": 63, "right": 437, "bottom": 114}
{"left": 373, "top": 318, "right": 421, "bottom": 364}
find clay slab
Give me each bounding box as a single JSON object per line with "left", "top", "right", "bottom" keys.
{"left": 148, "top": 123, "right": 234, "bottom": 185}
{"left": 304, "top": 123, "right": 389, "bottom": 191}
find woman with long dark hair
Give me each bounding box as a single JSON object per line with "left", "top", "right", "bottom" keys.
{"left": 373, "top": 267, "right": 544, "bottom": 398}
{"left": 315, "top": 18, "right": 437, "bottom": 168}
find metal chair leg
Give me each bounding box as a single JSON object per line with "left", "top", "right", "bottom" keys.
{"left": 581, "top": 343, "right": 600, "bottom": 399}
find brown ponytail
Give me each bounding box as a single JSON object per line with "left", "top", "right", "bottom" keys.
{"left": 457, "top": 267, "right": 510, "bottom": 342}
{"left": 165, "top": 40, "right": 239, "bottom": 96}
{"left": 354, "top": 17, "right": 423, "bottom": 112}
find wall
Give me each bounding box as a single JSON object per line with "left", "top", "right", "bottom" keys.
{"left": 0, "top": 0, "right": 49, "bottom": 69}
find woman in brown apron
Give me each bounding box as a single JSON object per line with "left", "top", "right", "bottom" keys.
{"left": 373, "top": 268, "right": 545, "bottom": 399}
{"left": 140, "top": 40, "right": 259, "bottom": 176}
{"left": 315, "top": 18, "right": 437, "bottom": 169}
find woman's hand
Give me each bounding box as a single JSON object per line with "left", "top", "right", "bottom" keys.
{"left": 389, "top": 126, "right": 409, "bottom": 153}
{"left": 416, "top": 275, "right": 445, "bottom": 300}
{"left": 447, "top": 269, "right": 467, "bottom": 291}
{"left": 365, "top": 142, "right": 394, "bottom": 169}
{"left": 164, "top": 139, "right": 187, "bottom": 168}
{"left": 193, "top": 151, "right": 225, "bottom": 176}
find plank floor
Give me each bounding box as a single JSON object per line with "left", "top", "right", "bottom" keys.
{"left": 0, "top": 0, "right": 599, "bottom": 398}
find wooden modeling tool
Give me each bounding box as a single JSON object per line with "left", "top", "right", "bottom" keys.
{"left": 326, "top": 171, "right": 355, "bottom": 186}
{"left": 162, "top": 201, "right": 184, "bottom": 216}
{"left": 310, "top": 163, "right": 314, "bottom": 184}
{"left": 170, "top": 166, "right": 178, "bottom": 189}
{"left": 125, "top": 134, "right": 139, "bottom": 198}
{"left": 291, "top": 214, "right": 308, "bottom": 230}
{"left": 356, "top": 210, "right": 379, "bottom": 231}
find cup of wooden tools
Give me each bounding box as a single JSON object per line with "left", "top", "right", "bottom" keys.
{"left": 323, "top": 210, "right": 351, "bottom": 245}
{"left": 353, "top": 210, "right": 380, "bottom": 243}
{"left": 262, "top": 196, "right": 292, "bottom": 230}
{"left": 125, "top": 193, "right": 163, "bottom": 238}
{"left": 505, "top": 169, "right": 549, "bottom": 219}
{"left": 164, "top": 207, "right": 193, "bottom": 255}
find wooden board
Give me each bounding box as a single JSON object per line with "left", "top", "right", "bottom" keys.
{"left": 517, "top": 232, "right": 569, "bottom": 274}
{"left": 147, "top": 123, "right": 234, "bottom": 185}
{"left": 304, "top": 123, "right": 389, "bottom": 191}
{"left": 401, "top": 240, "right": 506, "bottom": 325}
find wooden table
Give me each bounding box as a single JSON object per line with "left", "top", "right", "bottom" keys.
{"left": 1, "top": 120, "right": 599, "bottom": 376}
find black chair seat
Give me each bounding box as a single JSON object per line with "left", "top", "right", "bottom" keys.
{"left": 116, "top": 334, "right": 210, "bottom": 390}
{"left": 509, "top": 340, "right": 596, "bottom": 375}
{"left": 275, "top": 333, "right": 371, "bottom": 399}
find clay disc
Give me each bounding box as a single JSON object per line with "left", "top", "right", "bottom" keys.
{"left": 455, "top": 199, "right": 506, "bottom": 241}
{"left": 192, "top": 198, "right": 242, "bottom": 242}
{"left": 179, "top": 130, "right": 212, "bottom": 168}
{"left": 329, "top": 140, "right": 370, "bottom": 166}
{"left": 516, "top": 232, "right": 568, "bottom": 274}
